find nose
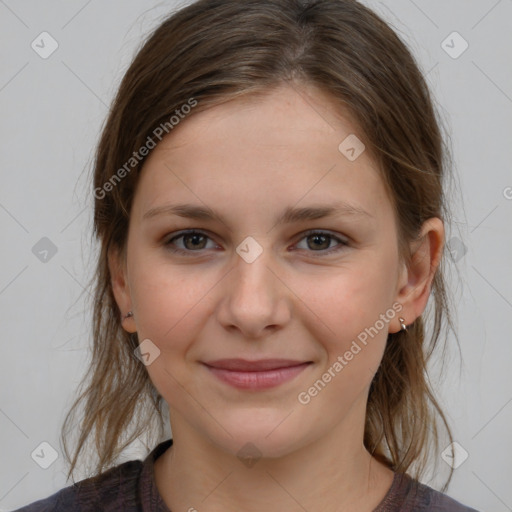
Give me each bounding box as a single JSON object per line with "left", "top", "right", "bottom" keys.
{"left": 216, "top": 245, "right": 291, "bottom": 339}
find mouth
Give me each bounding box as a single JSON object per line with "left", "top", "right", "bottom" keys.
{"left": 202, "top": 359, "right": 313, "bottom": 390}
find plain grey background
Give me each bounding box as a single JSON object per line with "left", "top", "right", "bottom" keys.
{"left": 0, "top": 1, "right": 511, "bottom": 511}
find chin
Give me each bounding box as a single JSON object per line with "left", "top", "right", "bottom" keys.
{"left": 204, "top": 410, "right": 311, "bottom": 461}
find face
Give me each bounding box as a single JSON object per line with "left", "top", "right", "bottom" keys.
{"left": 111, "top": 84, "right": 414, "bottom": 459}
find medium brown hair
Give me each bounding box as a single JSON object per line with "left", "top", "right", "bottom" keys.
{"left": 62, "top": 0, "right": 460, "bottom": 491}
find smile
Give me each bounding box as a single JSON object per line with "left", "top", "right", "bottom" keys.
{"left": 202, "top": 359, "right": 313, "bottom": 390}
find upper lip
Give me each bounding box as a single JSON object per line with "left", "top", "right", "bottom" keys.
{"left": 203, "top": 359, "right": 311, "bottom": 371}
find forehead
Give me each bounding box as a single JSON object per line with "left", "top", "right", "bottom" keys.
{"left": 133, "top": 84, "right": 391, "bottom": 225}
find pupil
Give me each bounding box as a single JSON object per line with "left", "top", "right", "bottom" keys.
{"left": 310, "top": 234, "right": 329, "bottom": 250}
{"left": 186, "top": 234, "right": 205, "bottom": 249}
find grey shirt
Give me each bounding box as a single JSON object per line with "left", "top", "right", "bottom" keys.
{"left": 12, "top": 439, "right": 480, "bottom": 511}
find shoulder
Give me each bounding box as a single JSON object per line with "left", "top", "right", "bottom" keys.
{"left": 406, "top": 477, "right": 481, "bottom": 511}
{"left": 377, "top": 472, "right": 481, "bottom": 512}
{"left": 10, "top": 459, "right": 144, "bottom": 512}
{"left": 420, "top": 485, "right": 481, "bottom": 512}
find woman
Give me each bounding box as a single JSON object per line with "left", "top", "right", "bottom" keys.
{"left": 15, "top": 0, "right": 479, "bottom": 510}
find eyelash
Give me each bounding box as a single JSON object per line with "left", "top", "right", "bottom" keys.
{"left": 164, "top": 229, "right": 348, "bottom": 257}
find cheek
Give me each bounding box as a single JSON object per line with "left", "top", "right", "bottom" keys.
{"left": 301, "top": 251, "right": 398, "bottom": 369}
{"left": 128, "top": 251, "right": 210, "bottom": 350}
{"left": 127, "top": 254, "right": 213, "bottom": 406}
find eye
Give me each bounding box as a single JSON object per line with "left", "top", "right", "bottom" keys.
{"left": 165, "top": 230, "right": 218, "bottom": 254}
{"left": 164, "top": 229, "right": 348, "bottom": 257}
{"left": 294, "top": 230, "right": 348, "bottom": 256}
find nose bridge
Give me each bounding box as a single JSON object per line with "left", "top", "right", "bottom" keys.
{"left": 232, "top": 237, "right": 278, "bottom": 307}
{"left": 219, "top": 236, "right": 289, "bottom": 336}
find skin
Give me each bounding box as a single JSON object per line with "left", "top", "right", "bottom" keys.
{"left": 109, "top": 83, "right": 444, "bottom": 512}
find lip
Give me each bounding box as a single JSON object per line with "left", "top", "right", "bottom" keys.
{"left": 203, "top": 358, "right": 310, "bottom": 371}
{"left": 202, "top": 359, "right": 312, "bottom": 390}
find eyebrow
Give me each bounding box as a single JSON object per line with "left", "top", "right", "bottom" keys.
{"left": 142, "top": 201, "right": 373, "bottom": 225}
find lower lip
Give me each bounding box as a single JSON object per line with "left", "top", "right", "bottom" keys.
{"left": 204, "top": 363, "right": 311, "bottom": 390}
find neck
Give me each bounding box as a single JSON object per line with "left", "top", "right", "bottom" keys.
{"left": 154, "top": 405, "right": 395, "bottom": 512}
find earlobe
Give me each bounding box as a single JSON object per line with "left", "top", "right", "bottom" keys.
{"left": 108, "top": 245, "right": 137, "bottom": 333}
{"left": 393, "top": 218, "right": 444, "bottom": 332}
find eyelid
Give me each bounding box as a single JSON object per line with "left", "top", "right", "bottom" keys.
{"left": 297, "top": 229, "right": 348, "bottom": 244}
{"left": 164, "top": 228, "right": 349, "bottom": 257}
{"left": 164, "top": 229, "right": 220, "bottom": 252}
{"left": 292, "top": 229, "right": 349, "bottom": 257}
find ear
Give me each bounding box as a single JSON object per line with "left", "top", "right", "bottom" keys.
{"left": 108, "top": 245, "right": 137, "bottom": 333}
{"left": 392, "top": 217, "right": 444, "bottom": 332}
